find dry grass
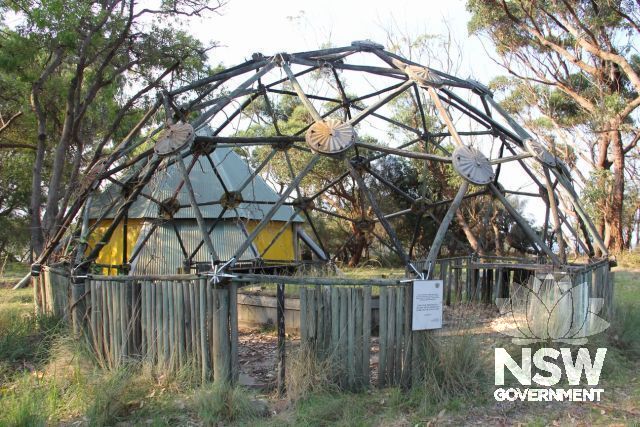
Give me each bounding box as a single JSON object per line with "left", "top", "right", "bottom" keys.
{"left": 284, "top": 344, "right": 336, "bottom": 403}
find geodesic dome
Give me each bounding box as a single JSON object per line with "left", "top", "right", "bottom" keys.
{"left": 41, "top": 41, "right": 608, "bottom": 277}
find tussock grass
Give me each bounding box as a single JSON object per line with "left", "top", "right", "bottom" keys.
{"left": 412, "top": 328, "right": 491, "bottom": 413}
{"left": 284, "top": 344, "right": 335, "bottom": 402}
{"left": 195, "top": 382, "right": 260, "bottom": 425}
{"left": 285, "top": 392, "right": 369, "bottom": 425}
{"left": 0, "top": 289, "right": 63, "bottom": 383}
{"left": 0, "top": 378, "right": 51, "bottom": 427}
{"left": 85, "top": 367, "right": 139, "bottom": 426}
{"left": 584, "top": 300, "right": 640, "bottom": 382}
{"left": 0, "top": 337, "right": 90, "bottom": 426}
{"left": 0, "top": 288, "right": 205, "bottom": 426}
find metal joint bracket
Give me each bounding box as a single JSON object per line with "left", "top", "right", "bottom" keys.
{"left": 292, "top": 197, "right": 315, "bottom": 211}
{"left": 355, "top": 218, "right": 375, "bottom": 232}
{"left": 192, "top": 136, "right": 217, "bottom": 155}
{"left": 206, "top": 257, "right": 237, "bottom": 285}
{"left": 408, "top": 262, "right": 426, "bottom": 280}
{"left": 351, "top": 40, "right": 384, "bottom": 51}
{"left": 274, "top": 140, "right": 294, "bottom": 151}
{"left": 466, "top": 79, "right": 493, "bottom": 97}
{"left": 275, "top": 53, "right": 291, "bottom": 66}
{"left": 159, "top": 197, "right": 180, "bottom": 218}
{"left": 411, "top": 197, "right": 430, "bottom": 214}
{"left": 220, "top": 191, "right": 243, "bottom": 209}
{"left": 349, "top": 155, "right": 369, "bottom": 170}
{"left": 30, "top": 263, "right": 42, "bottom": 277}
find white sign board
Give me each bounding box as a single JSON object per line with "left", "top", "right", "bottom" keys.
{"left": 412, "top": 280, "right": 443, "bottom": 331}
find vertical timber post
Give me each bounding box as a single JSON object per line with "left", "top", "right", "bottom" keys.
{"left": 71, "top": 272, "right": 87, "bottom": 335}
{"left": 31, "top": 264, "right": 42, "bottom": 315}
{"left": 277, "top": 282, "right": 286, "bottom": 396}
{"left": 229, "top": 281, "right": 239, "bottom": 384}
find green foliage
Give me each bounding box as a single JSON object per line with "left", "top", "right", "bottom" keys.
{"left": 582, "top": 169, "right": 614, "bottom": 224}
{"left": 582, "top": 169, "right": 639, "bottom": 235}
{"left": 0, "top": 0, "right": 220, "bottom": 258}
{"left": 0, "top": 151, "right": 32, "bottom": 259}
{"left": 468, "top": 0, "right": 640, "bottom": 252}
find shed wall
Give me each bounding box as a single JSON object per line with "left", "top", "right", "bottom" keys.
{"left": 87, "top": 219, "right": 144, "bottom": 275}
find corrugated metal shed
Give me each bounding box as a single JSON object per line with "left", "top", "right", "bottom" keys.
{"left": 130, "top": 219, "right": 257, "bottom": 275}
{"left": 87, "top": 127, "right": 305, "bottom": 274}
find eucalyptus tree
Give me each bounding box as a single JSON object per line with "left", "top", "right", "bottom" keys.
{"left": 468, "top": 0, "right": 640, "bottom": 253}
{"left": 0, "top": 0, "right": 223, "bottom": 256}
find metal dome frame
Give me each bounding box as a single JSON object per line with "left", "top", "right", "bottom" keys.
{"left": 36, "top": 40, "right": 608, "bottom": 282}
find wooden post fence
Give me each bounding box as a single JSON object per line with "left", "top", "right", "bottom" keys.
{"left": 30, "top": 257, "right": 614, "bottom": 391}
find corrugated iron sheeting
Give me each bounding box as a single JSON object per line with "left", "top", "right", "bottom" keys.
{"left": 130, "top": 219, "right": 256, "bottom": 275}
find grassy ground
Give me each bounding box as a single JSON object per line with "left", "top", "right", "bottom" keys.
{"left": 0, "top": 264, "right": 638, "bottom": 426}
{"left": 0, "top": 262, "right": 29, "bottom": 287}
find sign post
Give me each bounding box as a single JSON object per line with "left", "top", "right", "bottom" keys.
{"left": 412, "top": 280, "right": 443, "bottom": 330}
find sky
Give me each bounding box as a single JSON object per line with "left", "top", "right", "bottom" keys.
{"left": 192, "top": 0, "right": 503, "bottom": 82}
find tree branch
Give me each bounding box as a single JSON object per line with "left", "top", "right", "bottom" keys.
{"left": 0, "top": 111, "right": 23, "bottom": 135}
{"left": 0, "top": 142, "right": 36, "bottom": 150}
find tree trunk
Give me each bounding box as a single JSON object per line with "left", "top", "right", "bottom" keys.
{"left": 29, "top": 46, "right": 64, "bottom": 258}
{"left": 455, "top": 210, "right": 486, "bottom": 256}
{"left": 594, "top": 120, "right": 626, "bottom": 254}
{"left": 29, "top": 135, "right": 45, "bottom": 257}
{"left": 348, "top": 229, "right": 367, "bottom": 267}
{"left": 43, "top": 76, "right": 79, "bottom": 240}
{"left": 635, "top": 208, "right": 640, "bottom": 246}
{"left": 608, "top": 127, "right": 625, "bottom": 252}
{"left": 492, "top": 222, "right": 503, "bottom": 256}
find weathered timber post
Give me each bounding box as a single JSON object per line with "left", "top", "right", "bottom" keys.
{"left": 378, "top": 286, "right": 388, "bottom": 388}
{"left": 31, "top": 264, "right": 42, "bottom": 315}
{"left": 277, "top": 282, "right": 286, "bottom": 395}
{"left": 199, "top": 277, "right": 211, "bottom": 382}
{"left": 400, "top": 283, "right": 411, "bottom": 390}
{"left": 229, "top": 281, "right": 239, "bottom": 384}
{"left": 71, "top": 273, "right": 87, "bottom": 335}
{"left": 211, "top": 284, "right": 231, "bottom": 384}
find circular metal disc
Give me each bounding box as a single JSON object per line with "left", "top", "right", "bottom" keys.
{"left": 154, "top": 122, "right": 194, "bottom": 156}
{"left": 452, "top": 145, "right": 494, "bottom": 185}
{"left": 405, "top": 65, "right": 444, "bottom": 88}
{"left": 305, "top": 119, "right": 356, "bottom": 155}
{"left": 524, "top": 139, "right": 556, "bottom": 167}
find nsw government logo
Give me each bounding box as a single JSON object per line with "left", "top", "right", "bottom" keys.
{"left": 493, "top": 273, "right": 609, "bottom": 402}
